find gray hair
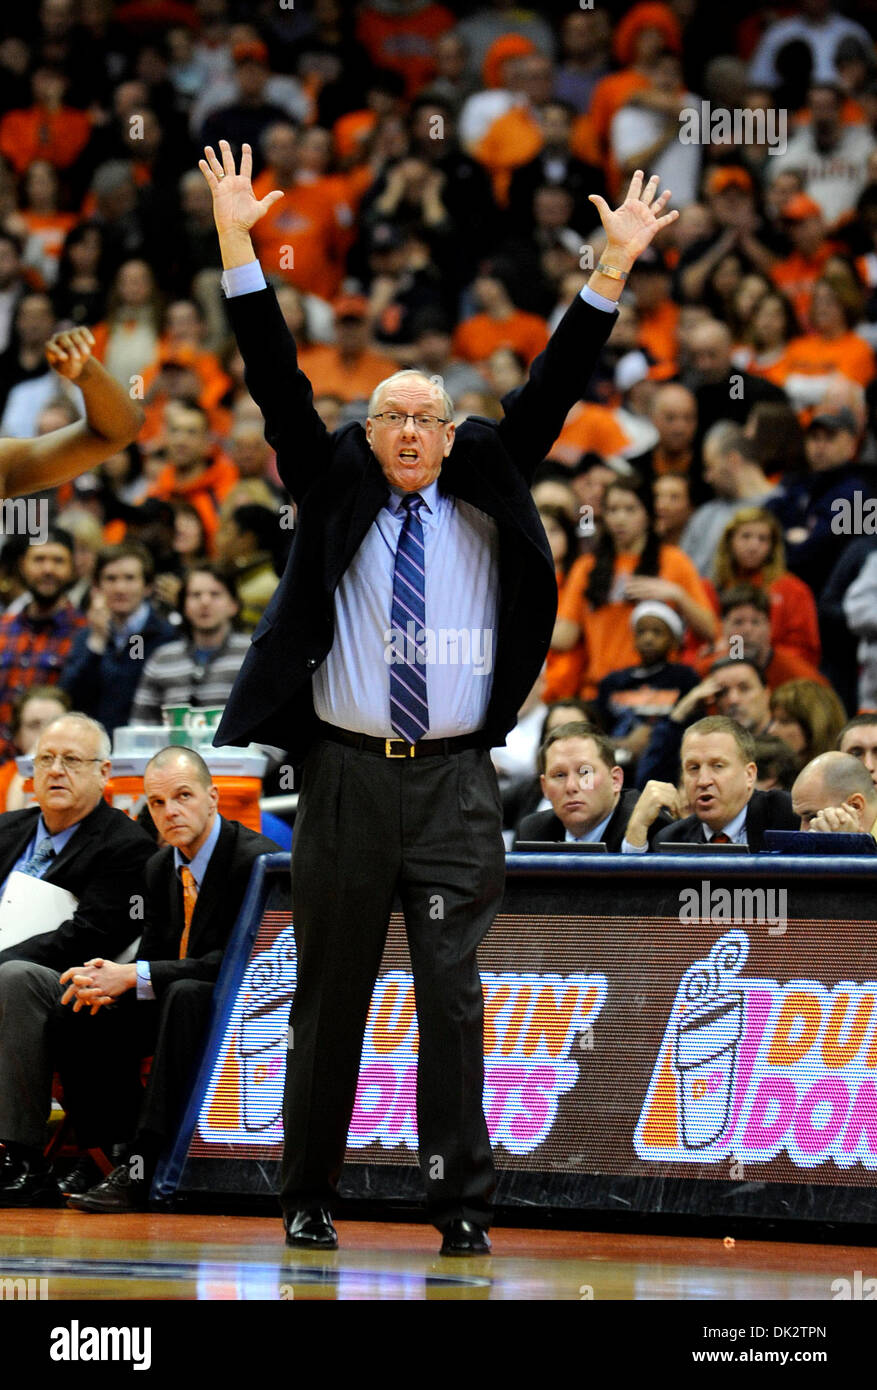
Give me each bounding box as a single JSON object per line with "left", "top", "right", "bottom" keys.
{"left": 39, "top": 713, "right": 112, "bottom": 761}
{"left": 800, "top": 751, "right": 877, "bottom": 810}
{"left": 703, "top": 419, "right": 748, "bottom": 459}
{"left": 368, "top": 370, "right": 454, "bottom": 422}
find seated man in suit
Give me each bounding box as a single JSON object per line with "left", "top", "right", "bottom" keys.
{"left": 791, "top": 751, "right": 877, "bottom": 839}
{"left": 515, "top": 721, "right": 667, "bottom": 850}
{"left": 57, "top": 746, "right": 278, "bottom": 1211}
{"left": 0, "top": 713, "right": 156, "bottom": 1204}
{"left": 622, "top": 715, "right": 797, "bottom": 851}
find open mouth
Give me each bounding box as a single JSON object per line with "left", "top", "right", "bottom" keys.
{"left": 398, "top": 450, "right": 420, "bottom": 462}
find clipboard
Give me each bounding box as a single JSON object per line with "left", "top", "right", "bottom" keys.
{"left": 0, "top": 870, "right": 79, "bottom": 951}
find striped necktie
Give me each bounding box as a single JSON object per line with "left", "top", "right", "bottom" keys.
{"left": 389, "top": 492, "right": 430, "bottom": 744}
{"left": 20, "top": 835, "right": 56, "bottom": 878}
{"left": 178, "top": 865, "right": 198, "bottom": 959}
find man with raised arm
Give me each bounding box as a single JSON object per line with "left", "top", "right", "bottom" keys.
{"left": 199, "top": 138, "right": 677, "bottom": 1255}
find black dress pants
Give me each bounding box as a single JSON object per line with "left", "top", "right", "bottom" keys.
{"left": 280, "top": 739, "right": 505, "bottom": 1230}
{"left": 52, "top": 978, "right": 214, "bottom": 1150}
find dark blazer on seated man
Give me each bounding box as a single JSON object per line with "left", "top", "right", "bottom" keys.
{"left": 653, "top": 788, "right": 797, "bottom": 851}
{"left": 0, "top": 797, "right": 156, "bottom": 969}
{"left": 517, "top": 789, "right": 669, "bottom": 851}
{"left": 57, "top": 812, "right": 279, "bottom": 1167}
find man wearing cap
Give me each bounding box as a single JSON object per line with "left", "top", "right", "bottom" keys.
{"left": 769, "top": 82, "right": 875, "bottom": 226}
{"left": 766, "top": 406, "right": 866, "bottom": 597}
{"left": 296, "top": 295, "right": 397, "bottom": 407}
{"left": 678, "top": 166, "right": 779, "bottom": 305}
{"left": 198, "top": 42, "right": 304, "bottom": 175}
{"left": 595, "top": 600, "right": 699, "bottom": 751}
{"left": 199, "top": 140, "right": 678, "bottom": 1255}
{"left": 771, "top": 194, "right": 838, "bottom": 324}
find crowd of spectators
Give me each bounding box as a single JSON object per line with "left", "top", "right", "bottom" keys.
{"left": 1, "top": 0, "right": 877, "bottom": 839}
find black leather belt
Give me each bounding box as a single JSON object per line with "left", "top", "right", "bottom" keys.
{"left": 317, "top": 722, "right": 484, "bottom": 758}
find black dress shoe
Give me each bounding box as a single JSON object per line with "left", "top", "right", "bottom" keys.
{"left": 56, "top": 1155, "right": 104, "bottom": 1198}
{"left": 66, "top": 1163, "right": 148, "bottom": 1213}
{"left": 440, "top": 1220, "right": 491, "bottom": 1256}
{"left": 0, "top": 1156, "right": 63, "bottom": 1208}
{"left": 284, "top": 1207, "right": 338, "bottom": 1249}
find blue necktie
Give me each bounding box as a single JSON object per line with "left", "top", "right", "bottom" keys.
{"left": 20, "top": 836, "right": 56, "bottom": 878}
{"left": 390, "top": 492, "right": 430, "bottom": 744}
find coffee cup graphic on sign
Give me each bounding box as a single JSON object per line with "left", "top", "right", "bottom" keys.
{"left": 673, "top": 932, "right": 747, "bottom": 1150}
{"left": 238, "top": 928, "right": 297, "bottom": 1132}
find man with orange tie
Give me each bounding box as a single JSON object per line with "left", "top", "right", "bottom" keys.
{"left": 54, "top": 747, "right": 277, "bottom": 1211}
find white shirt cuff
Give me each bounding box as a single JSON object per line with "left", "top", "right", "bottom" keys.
{"left": 580, "top": 285, "right": 620, "bottom": 314}
{"left": 221, "top": 261, "right": 267, "bottom": 298}
{"left": 135, "top": 959, "right": 155, "bottom": 1001}
{"left": 621, "top": 837, "right": 649, "bottom": 855}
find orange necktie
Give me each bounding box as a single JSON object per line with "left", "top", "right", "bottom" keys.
{"left": 178, "top": 865, "right": 198, "bottom": 959}
{"left": 710, "top": 832, "right": 731, "bottom": 844}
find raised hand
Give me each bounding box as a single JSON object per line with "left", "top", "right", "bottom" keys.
{"left": 198, "top": 139, "right": 284, "bottom": 236}
{"left": 589, "top": 170, "right": 679, "bottom": 265}
{"left": 45, "top": 326, "right": 96, "bottom": 380}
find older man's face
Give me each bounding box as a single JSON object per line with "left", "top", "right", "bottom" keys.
{"left": 33, "top": 717, "right": 110, "bottom": 832}
{"left": 365, "top": 377, "right": 455, "bottom": 492}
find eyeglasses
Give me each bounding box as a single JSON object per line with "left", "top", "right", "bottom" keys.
{"left": 34, "top": 754, "right": 102, "bottom": 773}
{"left": 371, "top": 412, "right": 449, "bottom": 430}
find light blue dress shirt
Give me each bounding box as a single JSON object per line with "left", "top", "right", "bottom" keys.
{"left": 0, "top": 815, "right": 81, "bottom": 899}
{"left": 221, "top": 261, "right": 618, "bottom": 735}
{"left": 136, "top": 812, "right": 223, "bottom": 1000}
{"left": 565, "top": 809, "right": 614, "bottom": 844}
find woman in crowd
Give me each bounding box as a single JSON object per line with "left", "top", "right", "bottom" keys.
{"left": 768, "top": 679, "right": 847, "bottom": 769}
{"left": 712, "top": 507, "right": 820, "bottom": 665}
{"left": 548, "top": 473, "right": 715, "bottom": 698}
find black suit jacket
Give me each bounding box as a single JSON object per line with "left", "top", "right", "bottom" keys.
{"left": 141, "top": 816, "right": 278, "bottom": 998}
{"left": 653, "top": 788, "right": 797, "bottom": 851}
{"left": 515, "top": 789, "right": 669, "bottom": 851}
{"left": 213, "top": 287, "right": 616, "bottom": 760}
{"left": 0, "top": 798, "right": 156, "bottom": 970}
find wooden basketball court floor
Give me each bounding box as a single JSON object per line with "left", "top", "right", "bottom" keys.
{"left": 0, "top": 1211, "right": 874, "bottom": 1299}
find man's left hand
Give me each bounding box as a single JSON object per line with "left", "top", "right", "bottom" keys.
{"left": 807, "top": 804, "right": 861, "bottom": 834}
{"left": 59, "top": 958, "right": 137, "bottom": 1014}
{"left": 589, "top": 170, "right": 679, "bottom": 265}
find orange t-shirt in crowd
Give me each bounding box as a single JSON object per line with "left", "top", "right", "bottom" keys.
{"left": 778, "top": 331, "right": 876, "bottom": 387}
{"left": 251, "top": 170, "right": 352, "bottom": 302}
{"left": 702, "top": 570, "right": 821, "bottom": 668}
{"left": 546, "top": 402, "right": 631, "bottom": 465}
{"left": 0, "top": 105, "right": 91, "bottom": 174}
{"left": 769, "top": 245, "right": 839, "bottom": 327}
{"left": 734, "top": 347, "right": 792, "bottom": 389}
{"left": 147, "top": 452, "right": 240, "bottom": 550}
{"left": 296, "top": 343, "right": 397, "bottom": 402}
{"left": 472, "top": 105, "right": 543, "bottom": 206}
{"left": 453, "top": 310, "right": 549, "bottom": 367}
{"left": 0, "top": 758, "right": 19, "bottom": 813}
{"left": 356, "top": 2, "right": 455, "bottom": 98}
{"left": 638, "top": 299, "right": 679, "bottom": 368}
{"left": 138, "top": 341, "right": 232, "bottom": 444}
{"left": 550, "top": 545, "right": 712, "bottom": 699}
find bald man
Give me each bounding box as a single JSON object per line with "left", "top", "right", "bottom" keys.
{"left": 791, "top": 751, "right": 877, "bottom": 839}
{"left": 687, "top": 318, "right": 785, "bottom": 443}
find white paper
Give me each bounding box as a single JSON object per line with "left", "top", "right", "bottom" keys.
{"left": 0, "top": 870, "right": 79, "bottom": 950}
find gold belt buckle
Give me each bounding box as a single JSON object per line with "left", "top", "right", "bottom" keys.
{"left": 385, "top": 738, "right": 415, "bottom": 758}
